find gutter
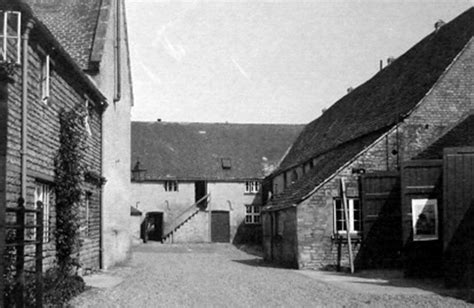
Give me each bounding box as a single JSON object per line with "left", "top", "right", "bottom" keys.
{"left": 113, "top": 0, "right": 121, "bottom": 102}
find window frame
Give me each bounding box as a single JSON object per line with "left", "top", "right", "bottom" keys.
{"left": 164, "top": 180, "right": 178, "bottom": 192}
{"left": 244, "top": 181, "right": 260, "bottom": 194}
{"left": 34, "top": 181, "right": 52, "bottom": 243}
{"left": 245, "top": 204, "right": 261, "bottom": 225}
{"left": 333, "top": 198, "right": 361, "bottom": 235}
{"left": 40, "top": 54, "right": 50, "bottom": 104}
{"left": 0, "top": 10, "right": 21, "bottom": 64}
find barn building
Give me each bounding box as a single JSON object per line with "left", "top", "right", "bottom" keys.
{"left": 262, "top": 7, "right": 474, "bottom": 274}
{"left": 131, "top": 121, "right": 302, "bottom": 244}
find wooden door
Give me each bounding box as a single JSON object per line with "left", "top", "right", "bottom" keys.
{"left": 359, "top": 172, "right": 401, "bottom": 268}
{"left": 401, "top": 160, "right": 443, "bottom": 277}
{"left": 211, "top": 211, "right": 230, "bottom": 242}
{"left": 443, "top": 147, "right": 474, "bottom": 287}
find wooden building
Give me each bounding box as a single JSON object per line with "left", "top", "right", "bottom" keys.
{"left": 26, "top": 0, "right": 135, "bottom": 269}
{"left": 0, "top": 1, "right": 106, "bottom": 275}
{"left": 131, "top": 121, "right": 302, "bottom": 244}
{"left": 262, "top": 8, "right": 474, "bottom": 271}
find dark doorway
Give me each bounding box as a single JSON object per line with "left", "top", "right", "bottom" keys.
{"left": 142, "top": 212, "right": 163, "bottom": 241}
{"left": 195, "top": 181, "right": 207, "bottom": 208}
{"left": 211, "top": 211, "right": 230, "bottom": 242}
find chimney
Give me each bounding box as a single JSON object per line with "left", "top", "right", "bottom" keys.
{"left": 157, "top": 118, "right": 162, "bottom": 122}
{"left": 434, "top": 19, "right": 445, "bottom": 33}
{"left": 379, "top": 59, "right": 383, "bottom": 71}
{"left": 387, "top": 57, "right": 395, "bottom": 66}
{"left": 347, "top": 87, "right": 353, "bottom": 93}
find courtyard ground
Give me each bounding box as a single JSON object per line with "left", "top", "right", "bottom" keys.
{"left": 70, "top": 243, "right": 473, "bottom": 307}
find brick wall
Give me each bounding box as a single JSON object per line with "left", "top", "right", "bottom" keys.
{"left": 3, "top": 31, "right": 103, "bottom": 271}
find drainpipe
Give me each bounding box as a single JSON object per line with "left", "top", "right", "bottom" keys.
{"left": 21, "top": 20, "right": 35, "bottom": 203}
{"left": 113, "top": 0, "right": 121, "bottom": 102}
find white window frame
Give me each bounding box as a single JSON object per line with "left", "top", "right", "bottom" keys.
{"left": 245, "top": 205, "right": 261, "bottom": 224}
{"left": 245, "top": 181, "right": 260, "bottom": 194}
{"left": 0, "top": 11, "right": 21, "bottom": 64}
{"left": 35, "top": 182, "right": 52, "bottom": 242}
{"left": 40, "top": 54, "right": 50, "bottom": 104}
{"left": 333, "top": 198, "right": 361, "bottom": 235}
{"left": 164, "top": 180, "right": 178, "bottom": 192}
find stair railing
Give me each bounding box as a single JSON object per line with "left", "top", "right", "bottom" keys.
{"left": 162, "top": 193, "right": 210, "bottom": 242}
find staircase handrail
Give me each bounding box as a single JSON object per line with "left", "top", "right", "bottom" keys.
{"left": 162, "top": 193, "right": 210, "bottom": 238}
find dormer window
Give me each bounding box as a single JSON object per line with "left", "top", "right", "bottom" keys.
{"left": 0, "top": 11, "right": 21, "bottom": 64}
{"left": 221, "top": 158, "right": 231, "bottom": 170}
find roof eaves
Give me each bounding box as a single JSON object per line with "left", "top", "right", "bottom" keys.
{"left": 10, "top": 2, "right": 108, "bottom": 107}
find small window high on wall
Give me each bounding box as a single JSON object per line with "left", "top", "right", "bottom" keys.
{"left": 245, "top": 181, "right": 259, "bottom": 194}
{"left": 40, "top": 55, "right": 50, "bottom": 104}
{"left": 0, "top": 11, "right": 21, "bottom": 64}
{"left": 164, "top": 180, "right": 178, "bottom": 192}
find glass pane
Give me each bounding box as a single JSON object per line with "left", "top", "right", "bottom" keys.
{"left": 245, "top": 215, "right": 252, "bottom": 223}
{"left": 254, "top": 215, "right": 260, "bottom": 223}
{"left": 7, "top": 12, "right": 19, "bottom": 37}
{"left": 254, "top": 206, "right": 260, "bottom": 213}
{"left": 0, "top": 12, "right": 5, "bottom": 36}
{"left": 246, "top": 206, "right": 251, "bottom": 213}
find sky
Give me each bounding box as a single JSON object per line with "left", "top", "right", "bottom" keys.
{"left": 126, "top": 0, "right": 474, "bottom": 124}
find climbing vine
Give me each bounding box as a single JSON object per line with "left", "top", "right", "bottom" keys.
{"left": 54, "top": 107, "right": 86, "bottom": 273}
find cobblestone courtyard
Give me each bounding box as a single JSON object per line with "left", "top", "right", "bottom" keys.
{"left": 70, "top": 243, "right": 472, "bottom": 307}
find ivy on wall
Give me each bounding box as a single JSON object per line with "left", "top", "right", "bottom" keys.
{"left": 54, "top": 107, "right": 86, "bottom": 272}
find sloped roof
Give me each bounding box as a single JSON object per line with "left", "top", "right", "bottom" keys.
{"left": 25, "top": 0, "right": 106, "bottom": 70}
{"left": 277, "top": 7, "right": 474, "bottom": 173}
{"left": 415, "top": 113, "right": 474, "bottom": 160}
{"left": 266, "top": 7, "right": 474, "bottom": 208}
{"left": 131, "top": 122, "right": 303, "bottom": 181}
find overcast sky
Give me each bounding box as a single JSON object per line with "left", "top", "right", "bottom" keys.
{"left": 126, "top": 0, "right": 473, "bottom": 124}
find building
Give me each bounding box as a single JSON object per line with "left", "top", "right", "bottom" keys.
{"left": 131, "top": 121, "right": 302, "bottom": 244}
{"left": 262, "top": 8, "right": 474, "bottom": 270}
{"left": 0, "top": 1, "right": 106, "bottom": 274}
{"left": 26, "top": 0, "right": 134, "bottom": 269}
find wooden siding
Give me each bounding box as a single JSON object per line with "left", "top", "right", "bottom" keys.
{"left": 443, "top": 147, "right": 474, "bottom": 287}
{"left": 401, "top": 160, "right": 443, "bottom": 277}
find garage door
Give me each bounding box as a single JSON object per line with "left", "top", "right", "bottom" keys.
{"left": 211, "top": 211, "right": 230, "bottom": 243}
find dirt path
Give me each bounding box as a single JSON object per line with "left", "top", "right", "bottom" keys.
{"left": 70, "top": 243, "right": 472, "bottom": 307}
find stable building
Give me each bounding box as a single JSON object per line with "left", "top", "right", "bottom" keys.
{"left": 131, "top": 121, "right": 302, "bottom": 244}
{"left": 262, "top": 8, "right": 474, "bottom": 272}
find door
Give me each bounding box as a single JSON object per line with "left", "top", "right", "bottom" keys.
{"left": 195, "top": 181, "right": 207, "bottom": 208}
{"left": 360, "top": 172, "right": 401, "bottom": 268}
{"left": 146, "top": 212, "right": 163, "bottom": 241}
{"left": 211, "top": 211, "right": 230, "bottom": 242}
{"left": 443, "top": 147, "right": 474, "bottom": 286}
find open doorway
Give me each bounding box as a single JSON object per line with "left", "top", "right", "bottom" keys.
{"left": 195, "top": 181, "right": 207, "bottom": 208}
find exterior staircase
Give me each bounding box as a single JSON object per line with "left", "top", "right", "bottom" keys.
{"left": 162, "top": 194, "right": 210, "bottom": 243}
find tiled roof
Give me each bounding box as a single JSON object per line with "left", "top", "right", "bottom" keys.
{"left": 415, "top": 113, "right": 474, "bottom": 160}
{"left": 25, "top": 0, "right": 105, "bottom": 70}
{"left": 266, "top": 7, "right": 474, "bottom": 208}
{"left": 131, "top": 122, "right": 303, "bottom": 181}
{"left": 277, "top": 7, "right": 474, "bottom": 173}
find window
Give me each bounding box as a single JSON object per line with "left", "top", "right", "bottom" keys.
{"left": 34, "top": 182, "right": 52, "bottom": 242}
{"left": 40, "top": 55, "right": 50, "bottom": 104}
{"left": 334, "top": 198, "right": 361, "bottom": 235}
{"left": 221, "top": 158, "right": 231, "bottom": 169}
{"left": 245, "top": 205, "right": 260, "bottom": 224}
{"left": 291, "top": 170, "right": 298, "bottom": 183}
{"left": 164, "top": 180, "right": 178, "bottom": 192}
{"left": 245, "top": 181, "right": 260, "bottom": 194}
{"left": 0, "top": 11, "right": 21, "bottom": 64}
